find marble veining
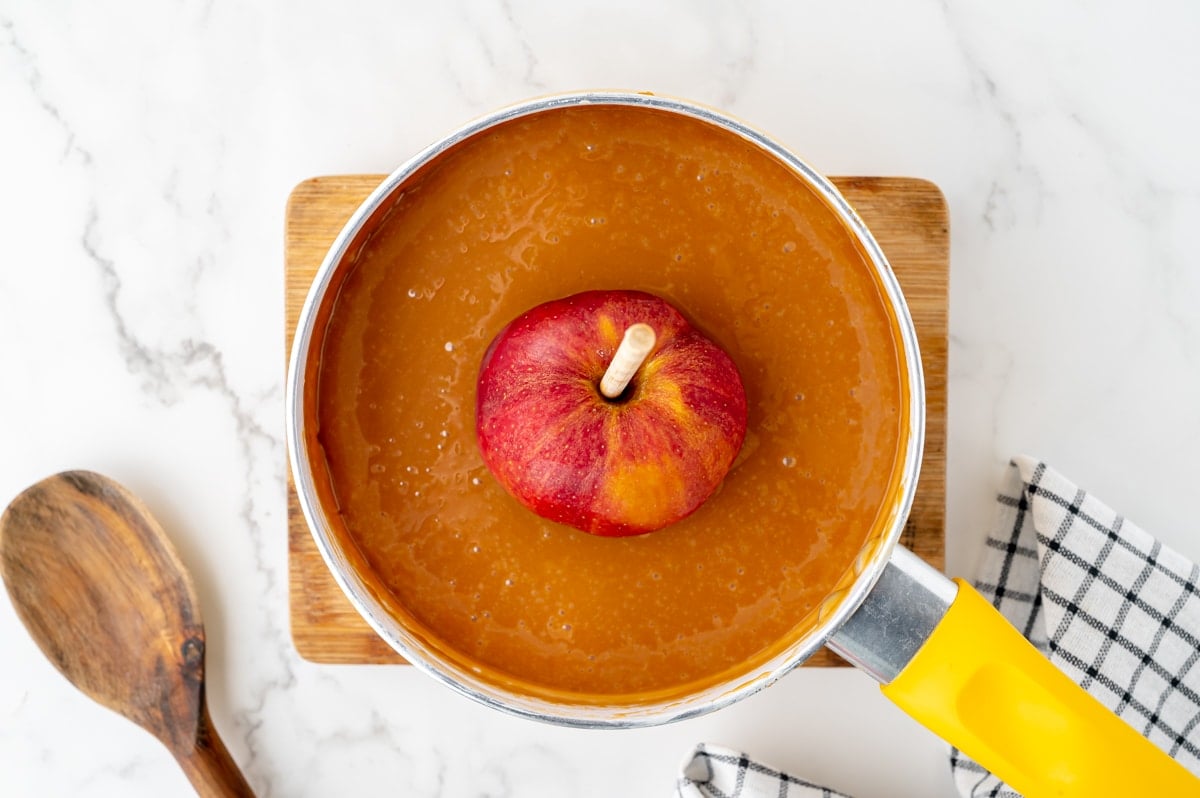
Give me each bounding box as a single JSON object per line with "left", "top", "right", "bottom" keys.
{"left": 2, "top": 2, "right": 1199, "bottom": 796}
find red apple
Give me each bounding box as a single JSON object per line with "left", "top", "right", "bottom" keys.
{"left": 475, "top": 290, "right": 748, "bottom": 536}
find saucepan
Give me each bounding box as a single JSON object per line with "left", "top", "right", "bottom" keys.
{"left": 285, "top": 92, "right": 1193, "bottom": 795}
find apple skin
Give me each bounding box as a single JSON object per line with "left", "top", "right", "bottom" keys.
{"left": 475, "top": 290, "right": 748, "bottom": 537}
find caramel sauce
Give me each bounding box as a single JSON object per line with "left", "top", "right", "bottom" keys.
{"left": 314, "top": 105, "right": 905, "bottom": 698}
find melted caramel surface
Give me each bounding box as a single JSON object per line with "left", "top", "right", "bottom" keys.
{"left": 315, "top": 105, "right": 904, "bottom": 697}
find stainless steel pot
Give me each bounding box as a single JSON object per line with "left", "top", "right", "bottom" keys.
{"left": 287, "top": 91, "right": 926, "bottom": 726}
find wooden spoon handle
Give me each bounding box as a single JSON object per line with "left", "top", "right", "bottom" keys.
{"left": 174, "top": 705, "right": 254, "bottom": 797}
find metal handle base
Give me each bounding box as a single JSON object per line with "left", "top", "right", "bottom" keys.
{"left": 827, "top": 546, "right": 958, "bottom": 683}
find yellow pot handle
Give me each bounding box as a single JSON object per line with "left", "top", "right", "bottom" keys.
{"left": 882, "top": 579, "right": 1199, "bottom": 796}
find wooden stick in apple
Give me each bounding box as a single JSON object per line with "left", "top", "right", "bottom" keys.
{"left": 599, "top": 323, "right": 657, "bottom": 399}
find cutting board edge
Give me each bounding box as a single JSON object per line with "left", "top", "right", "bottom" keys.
{"left": 284, "top": 174, "right": 949, "bottom": 667}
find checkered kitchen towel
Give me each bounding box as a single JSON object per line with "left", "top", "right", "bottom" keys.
{"left": 678, "top": 744, "right": 852, "bottom": 798}
{"left": 677, "top": 457, "right": 1200, "bottom": 797}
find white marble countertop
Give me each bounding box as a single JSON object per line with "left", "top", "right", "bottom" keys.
{"left": 2, "top": 3, "right": 1198, "bottom": 796}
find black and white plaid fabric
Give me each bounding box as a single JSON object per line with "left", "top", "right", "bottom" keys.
{"left": 678, "top": 457, "right": 1200, "bottom": 797}
{"left": 677, "top": 743, "right": 852, "bottom": 798}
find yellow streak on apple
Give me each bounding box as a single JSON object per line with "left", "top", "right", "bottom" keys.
{"left": 596, "top": 314, "right": 620, "bottom": 350}
{"left": 602, "top": 456, "right": 690, "bottom": 531}
{"left": 637, "top": 358, "right": 688, "bottom": 419}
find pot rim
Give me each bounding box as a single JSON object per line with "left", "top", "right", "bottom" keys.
{"left": 285, "top": 90, "right": 926, "bottom": 727}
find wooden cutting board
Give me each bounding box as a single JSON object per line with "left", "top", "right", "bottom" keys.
{"left": 286, "top": 175, "right": 949, "bottom": 666}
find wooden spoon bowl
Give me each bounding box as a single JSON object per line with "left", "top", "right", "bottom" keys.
{"left": 0, "top": 471, "right": 252, "bottom": 796}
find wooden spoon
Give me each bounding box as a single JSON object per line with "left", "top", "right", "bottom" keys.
{"left": 0, "top": 471, "right": 253, "bottom": 797}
